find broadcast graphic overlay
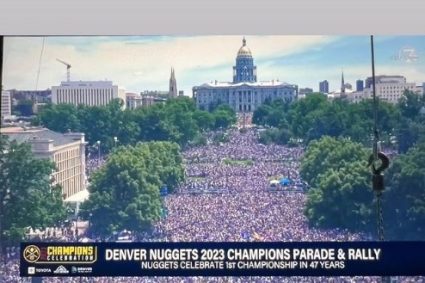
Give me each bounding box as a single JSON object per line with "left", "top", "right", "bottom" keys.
{"left": 20, "top": 242, "right": 425, "bottom": 277}
{"left": 21, "top": 243, "right": 97, "bottom": 277}
{"left": 2, "top": 34, "right": 424, "bottom": 282}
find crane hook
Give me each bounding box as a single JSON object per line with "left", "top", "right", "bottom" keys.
{"left": 368, "top": 152, "right": 390, "bottom": 175}
{"left": 367, "top": 152, "right": 390, "bottom": 193}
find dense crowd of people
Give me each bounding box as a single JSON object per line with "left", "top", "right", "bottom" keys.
{"left": 1, "top": 115, "right": 422, "bottom": 282}
{"left": 156, "top": 127, "right": 365, "bottom": 243}
{"left": 85, "top": 153, "right": 107, "bottom": 177}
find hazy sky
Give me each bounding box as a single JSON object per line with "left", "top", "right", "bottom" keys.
{"left": 3, "top": 35, "right": 425, "bottom": 95}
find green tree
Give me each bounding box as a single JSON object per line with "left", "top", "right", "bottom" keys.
{"left": 81, "top": 145, "right": 161, "bottom": 236}
{"left": 252, "top": 104, "right": 272, "bottom": 126}
{"left": 167, "top": 110, "right": 199, "bottom": 146}
{"left": 252, "top": 92, "right": 402, "bottom": 148}
{"left": 385, "top": 142, "right": 425, "bottom": 240}
{"left": 395, "top": 91, "right": 425, "bottom": 153}
{"left": 193, "top": 110, "right": 214, "bottom": 131}
{"left": 144, "top": 142, "right": 185, "bottom": 192}
{"left": 398, "top": 90, "right": 425, "bottom": 120}
{"left": 136, "top": 106, "right": 180, "bottom": 142}
{"left": 37, "top": 103, "right": 80, "bottom": 132}
{"left": 114, "top": 109, "right": 140, "bottom": 146}
{"left": 300, "top": 136, "right": 369, "bottom": 186}
{"left": 0, "top": 136, "right": 66, "bottom": 250}
{"left": 35, "top": 96, "right": 235, "bottom": 151}
{"left": 81, "top": 141, "right": 184, "bottom": 236}
{"left": 211, "top": 105, "right": 236, "bottom": 130}
{"left": 258, "top": 128, "right": 291, "bottom": 145}
{"left": 213, "top": 110, "right": 234, "bottom": 129}
{"left": 301, "top": 136, "right": 376, "bottom": 232}
{"left": 305, "top": 161, "right": 374, "bottom": 231}
{"left": 287, "top": 93, "right": 329, "bottom": 137}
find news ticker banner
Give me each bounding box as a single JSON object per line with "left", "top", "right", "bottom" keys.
{"left": 20, "top": 242, "right": 425, "bottom": 277}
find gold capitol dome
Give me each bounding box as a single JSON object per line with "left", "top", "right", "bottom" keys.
{"left": 237, "top": 37, "right": 253, "bottom": 57}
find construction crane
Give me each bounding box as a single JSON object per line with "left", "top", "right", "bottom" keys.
{"left": 56, "top": 58, "right": 71, "bottom": 82}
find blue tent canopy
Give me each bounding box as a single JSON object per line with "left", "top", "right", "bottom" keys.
{"left": 280, "top": 178, "right": 290, "bottom": 186}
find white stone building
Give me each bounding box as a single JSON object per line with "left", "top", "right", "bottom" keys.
{"left": 1, "top": 127, "right": 87, "bottom": 200}
{"left": 193, "top": 38, "right": 298, "bottom": 112}
{"left": 52, "top": 81, "right": 126, "bottom": 108}
{"left": 362, "top": 75, "right": 417, "bottom": 104}
{"left": 345, "top": 75, "right": 419, "bottom": 104}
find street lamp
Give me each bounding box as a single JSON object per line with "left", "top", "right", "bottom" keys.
{"left": 96, "top": 141, "right": 101, "bottom": 166}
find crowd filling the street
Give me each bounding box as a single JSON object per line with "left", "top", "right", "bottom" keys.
{"left": 0, "top": 115, "right": 423, "bottom": 283}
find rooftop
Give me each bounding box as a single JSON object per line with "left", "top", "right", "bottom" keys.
{"left": 56, "top": 80, "right": 115, "bottom": 87}
{"left": 1, "top": 127, "right": 82, "bottom": 147}
{"left": 195, "top": 80, "right": 295, "bottom": 88}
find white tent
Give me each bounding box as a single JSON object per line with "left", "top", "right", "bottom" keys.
{"left": 64, "top": 189, "right": 89, "bottom": 203}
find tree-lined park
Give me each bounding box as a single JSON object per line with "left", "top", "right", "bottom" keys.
{"left": 1, "top": 92, "right": 425, "bottom": 250}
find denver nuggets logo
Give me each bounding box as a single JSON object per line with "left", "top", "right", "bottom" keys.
{"left": 23, "top": 245, "right": 41, "bottom": 263}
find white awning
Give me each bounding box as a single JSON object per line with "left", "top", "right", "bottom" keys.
{"left": 64, "top": 189, "right": 89, "bottom": 203}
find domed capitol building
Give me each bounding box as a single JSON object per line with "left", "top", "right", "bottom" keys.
{"left": 193, "top": 37, "right": 298, "bottom": 112}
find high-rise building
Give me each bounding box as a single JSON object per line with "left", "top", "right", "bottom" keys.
{"left": 179, "top": 90, "right": 184, "bottom": 96}
{"left": 169, "top": 68, "right": 177, "bottom": 97}
{"left": 1, "top": 90, "right": 12, "bottom": 119}
{"left": 362, "top": 75, "right": 417, "bottom": 104}
{"left": 423, "top": 82, "right": 425, "bottom": 95}
{"left": 1, "top": 127, "right": 87, "bottom": 199}
{"left": 52, "top": 81, "right": 126, "bottom": 108}
{"left": 319, "top": 80, "right": 329, "bottom": 93}
{"left": 356, "top": 79, "right": 364, "bottom": 91}
{"left": 365, "top": 75, "right": 405, "bottom": 89}
{"left": 193, "top": 38, "right": 298, "bottom": 112}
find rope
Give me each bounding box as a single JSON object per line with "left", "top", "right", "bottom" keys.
{"left": 370, "top": 35, "right": 385, "bottom": 239}
{"left": 371, "top": 35, "right": 379, "bottom": 162}
{"left": 376, "top": 191, "right": 385, "bottom": 241}
{"left": 35, "top": 37, "right": 45, "bottom": 91}
{"left": 0, "top": 36, "right": 4, "bottom": 91}
{"left": 371, "top": 35, "right": 391, "bottom": 283}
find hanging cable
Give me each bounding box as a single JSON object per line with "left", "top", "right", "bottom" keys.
{"left": 0, "top": 36, "right": 3, "bottom": 92}
{"left": 35, "top": 37, "right": 45, "bottom": 91}
{"left": 369, "top": 35, "right": 391, "bottom": 283}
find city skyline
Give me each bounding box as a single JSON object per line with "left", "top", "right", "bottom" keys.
{"left": 3, "top": 35, "right": 425, "bottom": 96}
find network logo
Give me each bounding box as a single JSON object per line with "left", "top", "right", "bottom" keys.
{"left": 391, "top": 47, "right": 420, "bottom": 63}
{"left": 53, "top": 265, "right": 69, "bottom": 274}
{"left": 23, "top": 245, "right": 41, "bottom": 263}
{"left": 28, "top": 267, "right": 35, "bottom": 275}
